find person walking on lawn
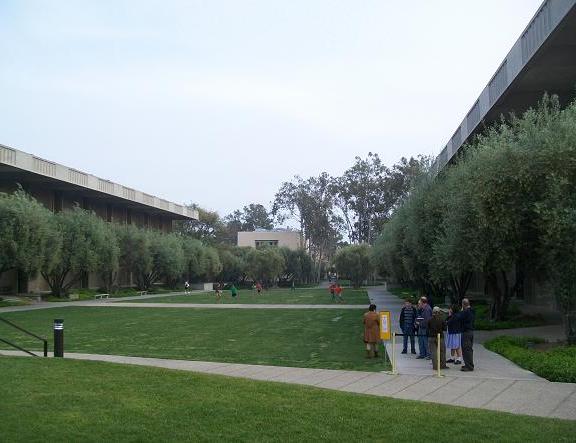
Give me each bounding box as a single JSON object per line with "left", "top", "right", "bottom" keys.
{"left": 329, "top": 283, "right": 336, "bottom": 302}
{"left": 446, "top": 304, "right": 463, "bottom": 365}
{"left": 335, "top": 284, "right": 344, "bottom": 303}
{"left": 399, "top": 299, "right": 417, "bottom": 354}
{"left": 363, "top": 304, "right": 380, "bottom": 358}
{"left": 428, "top": 306, "right": 449, "bottom": 370}
{"left": 230, "top": 284, "right": 238, "bottom": 300}
{"left": 459, "top": 298, "right": 475, "bottom": 371}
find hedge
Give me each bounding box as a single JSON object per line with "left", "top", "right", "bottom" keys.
{"left": 485, "top": 336, "right": 576, "bottom": 383}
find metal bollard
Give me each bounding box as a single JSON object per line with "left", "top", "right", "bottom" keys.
{"left": 391, "top": 333, "right": 397, "bottom": 374}
{"left": 53, "top": 319, "right": 64, "bottom": 357}
{"left": 436, "top": 333, "right": 442, "bottom": 378}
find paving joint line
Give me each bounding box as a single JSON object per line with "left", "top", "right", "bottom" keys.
{"left": 357, "top": 375, "right": 400, "bottom": 394}
{"left": 335, "top": 371, "right": 376, "bottom": 389}
{"left": 548, "top": 385, "right": 576, "bottom": 417}
{"left": 388, "top": 376, "right": 427, "bottom": 396}
{"left": 422, "top": 376, "right": 457, "bottom": 397}
{"left": 478, "top": 379, "right": 518, "bottom": 408}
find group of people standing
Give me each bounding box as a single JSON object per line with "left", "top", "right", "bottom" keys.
{"left": 399, "top": 296, "right": 475, "bottom": 372}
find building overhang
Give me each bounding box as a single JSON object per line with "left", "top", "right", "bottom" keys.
{"left": 433, "top": 0, "right": 576, "bottom": 173}
{"left": 0, "top": 144, "right": 198, "bottom": 220}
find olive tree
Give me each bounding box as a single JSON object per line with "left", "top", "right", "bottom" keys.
{"left": 41, "top": 208, "right": 117, "bottom": 296}
{"left": 0, "top": 190, "right": 58, "bottom": 283}
{"left": 332, "top": 244, "right": 374, "bottom": 288}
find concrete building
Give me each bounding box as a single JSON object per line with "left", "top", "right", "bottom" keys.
{"left": 432, "top": 0, "right": 576, "bottom": 174}
{"left": 0, "top": 143, "right": 198, "bottom": 294}
{"left": 429, "top": 0, "right": 576, "bottom": 308}
{"left": 237, "top": 229, "right": 303, "bottom": 250}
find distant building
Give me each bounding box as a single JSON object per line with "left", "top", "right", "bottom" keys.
{"left": 237, "top": 228, "right": 303, "bottom": 251}
{"left": 0, "top": 144, "right": 198, "bottom": 293}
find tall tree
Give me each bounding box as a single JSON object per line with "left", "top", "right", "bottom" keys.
{"left": 273, "top": 172, "right": 341, "bottom": 281}
{"left": 334, "top": 153, "right": 429, "bottom": 244}
{"left": 333, "top": 244, "right": 374, "bottom": 288}
{"left": 0, "top": 190, "right": 58, "bottom": 281}
{"left": 41, "top": 208, "right": 117, "bottom": 297}
{"left": 174, "top": 204, "right": 226, "bottom": 245}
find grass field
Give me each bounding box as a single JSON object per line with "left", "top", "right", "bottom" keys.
{"left": 1, "top": 357, "right": 573, "bottom": 443}
{"left": 134, "top": 288, "right": 370, "bottom": 305}
{"left": 0, "top": 306, "right": 386, "bottom": 371}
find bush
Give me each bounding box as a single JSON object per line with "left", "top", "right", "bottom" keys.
{"left": 485, "top": 336, "right": 576, "bottom": 383}
{"left": 474, "top": 304, "right": 547, "bottom": 330}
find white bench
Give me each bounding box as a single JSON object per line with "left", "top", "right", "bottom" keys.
{"left": 94, "top": 293, "right": 109, "bottom": 300}
{"left": 139, "top": 291, "right": 148, "bottom": 296}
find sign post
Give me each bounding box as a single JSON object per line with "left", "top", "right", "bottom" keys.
{"left": 379, "top": 311, "right": 395, "bottom": 374}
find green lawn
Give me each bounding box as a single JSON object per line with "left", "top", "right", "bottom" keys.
{"left": 133, "top": 288, "right": 370, "bottom": 305}
{"left": 0, "top": 306, "right": 385, "bottom": 371}
{"left": 0, "top": 298, "right": 29, "bottom": 307}
{"left": 0, "top": 357, "right": 573, "bottom": 443}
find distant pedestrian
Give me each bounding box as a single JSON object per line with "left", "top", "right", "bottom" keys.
{"left": 428, "top": 306, "right": 449, "bottom": 370}
{"left": 291, "top": 280, "right": 296, "bottom": 291}
{"left": 329, "top": 283, "right": 336, "bottom": 302}
{"left": 215, "top": 282, "right": 223, "bottom": 302}
{"left": 184, "top": 281, "right": 190, "bottom": 295}
{"left": 256, "top": 282, "right": 263, "bottom": 294}
{"left": 230, "top": 284, "right": 238, "bottom": 300}
{"left": 363, "top": 304, "right": 380, "bottom": 358}
{"left": 446, "top": 304, "right": 463, "bottom": 365}
{"left": 399, "top": 299, "right": 417, "bottom": 354}
{"left": 335, "top": 284, "right": 344, "bottom": 303}
{"left": 459, "top": 298, "right": 475, "bottom": 372}
{"left": 415, "top": 297, "right": 432, "bottom": 359}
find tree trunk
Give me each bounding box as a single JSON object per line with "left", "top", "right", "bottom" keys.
{"left": 486, "top": 271, "right": 513, "bottom": 321}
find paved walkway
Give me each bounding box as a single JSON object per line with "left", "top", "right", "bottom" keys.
{"left": 1, "top": 349, "right": 574, "bottom": 420}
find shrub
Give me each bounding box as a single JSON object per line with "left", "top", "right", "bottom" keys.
{"left": 485, "top": 336, "right": 576, "bottom": 383}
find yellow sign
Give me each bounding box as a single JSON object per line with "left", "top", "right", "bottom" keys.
{"left": 379, "top": 311, "right": 391, "bottom": 341}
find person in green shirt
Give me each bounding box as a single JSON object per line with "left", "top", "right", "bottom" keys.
{"left": 230, "top": 284, "right": 238, "bottom": 299}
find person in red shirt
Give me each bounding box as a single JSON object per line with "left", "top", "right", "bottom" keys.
{"left": 335, "top": 284, "right": 344, "bottom": 303}
{"left": 255, "top": 282, "right": 263, "bottom": 294}
{"left": 329, "top": 283, "right": 336, "bottom": 302}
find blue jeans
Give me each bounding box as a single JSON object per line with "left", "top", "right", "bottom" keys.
{"left": 418, "top": 328, "right": 430, "bottom": 357}
{"left": 402, "top": 327, "right": 415, "bottom": 352}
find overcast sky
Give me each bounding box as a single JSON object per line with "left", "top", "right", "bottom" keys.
{"left": 0, "top": 0, "right": 543, "bottom": 215}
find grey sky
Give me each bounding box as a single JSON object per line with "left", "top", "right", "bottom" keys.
{"left": 0, "top": 0, "right": 543, "bottom": 215}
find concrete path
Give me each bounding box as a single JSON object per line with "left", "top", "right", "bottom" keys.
{"left": 74, "top": 302, "right": 366, "bottom": 310}
{"left": 1, "top": 349, "right": 574, "bottom": 420}
{"left": 367, "top": 287, "right": 545, "bottom": 381}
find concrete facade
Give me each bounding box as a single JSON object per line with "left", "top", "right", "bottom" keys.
{"left": 237, "top": 229, "right": 303, "bottom": 250}
{"left": 0, "top": 144, "right": 198, "bottom": 294}
{"left": 432, "top": 0, "right": 576, "bottom": 173}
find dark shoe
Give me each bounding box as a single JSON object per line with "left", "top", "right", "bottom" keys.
{"left": 446, "top": 359, "right": 454, "bottom": 363}
{"left": 401, "top": 350, "right": 407, "bottom": 354}
{"left": 460, "top": 366, "right": 473, "bottom": 372}
{"left": 441, "top": 366, "right": 449, "bottom": 369}
{"left": 454, "top": 360, "right": 462, "bottom": 365}
{"left": 411, "top": 350, "right": 417, "bottom": 354}
{"left": 374, "top": 351, "right": 379, "bottom": 358}
{"left": 416, "top": 356, "right": 425, "bottom": 359}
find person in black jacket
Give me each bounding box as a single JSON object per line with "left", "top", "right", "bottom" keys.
{"left": 399, "top": 299, "right": 417, "bottom": 354}
{"left": 459, "top": 298, "right": 475, "bottom": 371}
{"left": 446, "top": 305, "right": 463, "bottom": 365}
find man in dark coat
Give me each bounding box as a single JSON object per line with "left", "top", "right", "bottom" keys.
{"left": 459, "top": 298, "right": 475, "bottom": 371}
{"left": 399, "top": 299, "right": 417, "bottom": 354}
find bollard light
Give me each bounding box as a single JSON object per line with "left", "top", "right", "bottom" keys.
{"left": 53, "top": 319, "right": 64, "bottom": 358}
